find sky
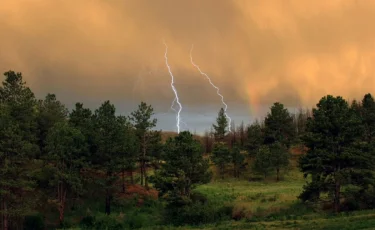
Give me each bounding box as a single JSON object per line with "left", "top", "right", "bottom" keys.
{"left": 1, "top": 0, "right": 375, "bottom": 133}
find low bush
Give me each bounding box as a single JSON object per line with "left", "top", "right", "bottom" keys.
{"left": 23, "top": 213, "right": 45, "bottom": 230}
{"left": 164, "top": 192, "right": 233, "bottom": 226}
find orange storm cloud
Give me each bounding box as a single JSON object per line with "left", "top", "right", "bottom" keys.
{"left": 1, "top": 0, "right": 375, "bottom": 114}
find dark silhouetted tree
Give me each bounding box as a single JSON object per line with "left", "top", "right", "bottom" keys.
{"left": 299, "top": 95, "right": 371, "bottom": 212}
{"left": 130, "top": 102, "right": 157, "bottom": 188}
{"left": 213, "top": 108, "right": 228, "bottom": 142}
{"left": 45, "top": 121, "right": 87, "bottom": 225}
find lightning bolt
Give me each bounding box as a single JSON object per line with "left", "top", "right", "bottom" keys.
{"left": 170, "top": 98, "right": 189, "bottom": 130}
{"left": 164, "top": 41, "right": 182, "bottom": 133}
{"left": 190, "top": 44, "right": 232, "bottom": 132}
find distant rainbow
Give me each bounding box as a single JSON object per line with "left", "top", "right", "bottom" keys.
{"left": 246, "top": 82, "right": 261, "bottom": 118}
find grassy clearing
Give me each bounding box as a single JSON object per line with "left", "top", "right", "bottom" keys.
{"left": 58, "top": 171, "right": 375, "bottom": 230}
{"left": 57, "top": 155, "right": 375, "bottom": 230}
{"left": 195, "top": 164, "right": 307, "bottom": 219}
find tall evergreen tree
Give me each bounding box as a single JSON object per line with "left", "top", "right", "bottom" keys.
{"left": 130, "top": 102, "right": 157, "bottom": 188}
{"left": 264, "top": 102, "right": 295, "bottom": 147}
{"left": 253, "top": 145, "right": 273, "bottom": 179}
{"left": 211, "top": 142, "right": 231, "bottom": 179}
{"left": 299, "top": 95, "right": 371, "bottom": 212}
{"left": 45, "top": 122, "right": 87, "bottom": 225}
{"left": 231, "top": 146, "right": 245, "bottom": 178}
{"left": 116, "top": 116, "right": 139, "bottom": 192}
{"left": 153, "top": 131, "right": 211, "bottom": 198}
{"left": 361, "top": 94, "right": 375, "bottom": 141}
{"left": 0, "top": 71, "right": 38, "bottom": 229}
{"left": 269, "top": 142, "right": 289, "bottom": 181}
{"left": 69, "top": 103, "right": 94, "bottom": 159}
{"left": 92, "top": 101, "right": 123, "bottom": 215}
{"left": 37, "top": 93, "right": 68, "bottom": 156}
{"left": 246, "top": 121, "right": 264, "bottom": 156}
{"left": 213, "top": 108, "right": 228, "bottom": 142}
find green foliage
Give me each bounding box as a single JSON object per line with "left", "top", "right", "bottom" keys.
{"left": 213, "top": 108, "right": 228, "bottom": 141}
{"left": 246, "top": 121, "right": 264, "bottom": 156}
{"left": 165, "top": 199, "right": 232, "bottom": 226}
{"left": 211, "top": 142, "right": 231, "bottom": 179}
{"left": 4, "top": 68, "right": 375, "bottom": 228}
{"left": 153, "top": 131, "right": 212, "bottom": 198}
{"left": 45, "top": 121, "right": 87, "bottom": 223}
{"left": 231, "top": 146, "right": 245, "bottom": 178}
{"left": 0, "top": 71, "right": 38, "bottom": 225}
{"left": 69, "top": 102, "right": 95, "bottom": 157}
{"left": 0, "top": 71, "right": 39, "bottom": 146}
{"left": 92, "top": 100, "right": 131, "bottom": 214}
{"left": 129, "top": 101, "right": 159, "bottom": 188}
{"left": 299, "top": 95, "right": 374, "bottom": 212}
{"left": 361, "top": 93, "right": 375, "bottom": 141}
{"left": 264, "top": 102, "right": 295, "bottom": 147}
{"left": 79, "top": 213, "right": 124, "bottom": 230}
{"left": 36, "top": 93, "right": 68, "bottom": 156}
{"left": 253, "top": 146, "right": 273, "bottom": 178}
{"left": 269, "top": 142, "right": 289, "bottom": 181}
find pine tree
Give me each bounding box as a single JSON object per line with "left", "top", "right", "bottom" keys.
{"left": 37, "top": 93, "right": 68, "bottom": 157}
{"left": 299, "top": 95, "right": 370, "bottom": 212}
{"left": 129, "top": 102, "right": 157, "bottom": 188}
{"left": 231, "top": 146, "right": 245, "bottom": 178}
{"left": 45, "top": 121, "right": 87, "bottom": 225}
{"left": 269, "top": 142, "right": 289, "bottom": 181}
{"left": 116, "top": 116, "right": 139, "bottom": 193}
{"left": 92, "top": 101, "right": 123, "bottom": 215}
{"left": 153, "top": 131, "right": 211, "bottom": 198}
{"left": 253, "top": 145, "right": 273, "bottom": 179}
{"left": 246, "top": 121, "right": 264, "bottom": 156}
{"left": 0, "top": 71, "right": 39, "bottom": 229}
{"left": 211, "top": 142, "right": 231, "bottom": 179}
{"left": 361, "top": 94, "right": 375, "bottom": 141}
{"left": 264, "top": 102, "right": 295, "bottom": 147}
{"left": 213, "top": 108, "right": 228, "bottom": 142}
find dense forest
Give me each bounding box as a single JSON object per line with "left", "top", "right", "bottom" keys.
{"left": 1, "top": 70, "right": 375, "bottom": 230}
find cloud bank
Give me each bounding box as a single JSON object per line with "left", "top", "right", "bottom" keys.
{"left": 1, "top": 0, "right": 375, "bottom": 119}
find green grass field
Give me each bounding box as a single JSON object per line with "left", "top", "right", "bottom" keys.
{"left": 58, "top": 156, "right": 375, "bottom": 230}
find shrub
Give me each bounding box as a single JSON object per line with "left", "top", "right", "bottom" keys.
{"left": 165, "top": 194, "right": 233, "bottom": 226}
{"left": 23, "top": 214, "right": 45, "bottom": 230}
{"left": 80, "top": 213, "right": 124, "bottom": 230}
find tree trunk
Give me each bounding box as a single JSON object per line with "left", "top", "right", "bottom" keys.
{"left": 334, "top": 180, "right": 341, "bottom": 213}
{"left": 276, "top": 168, "right": 280, "bottom": 182}
{"left": 58, "top": 184, "right": 67, "bottom": 225}
{"left": 105, "top": 189, "right": 111, "bottom": 215}
{"left": 105, "top": 170, "right": 112, "bottom": 215}
{"left": 122, "top": 167, "right": 126, "bottom": 193}
{"left": 142, "top": 133, "right": 148, "bottom": 189}
{"left": 130, "top": 169, "right": 134, "bottom": 184}
{"left": 144, "top": 163, "right": 149, "bottom": 190}
{"left": 2, "top": 199, "right": 8, "bottom": 230}
{"left": 140, "top": 160, "right": 144, "bottom": 186}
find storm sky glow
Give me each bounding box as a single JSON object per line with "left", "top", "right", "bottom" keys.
{"left": 1, "top": 0, "right": 375, "bottom": 133}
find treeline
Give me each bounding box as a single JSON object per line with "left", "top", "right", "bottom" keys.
{"left": 1, "top": 70, "right": 375, "bottom": 229}
{"left": 202, "top": 103, "right": 311, "bottom": 181}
